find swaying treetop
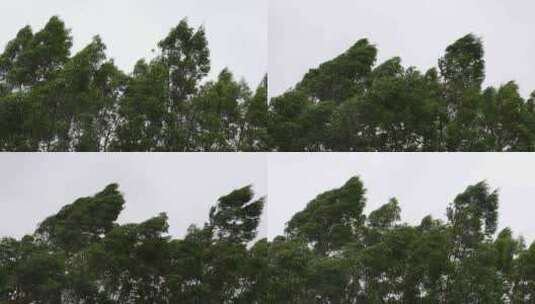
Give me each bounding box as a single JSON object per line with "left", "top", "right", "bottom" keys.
{"left": 35, "top": 183, "right": 125, "bottom": 253}
{"left": 209, "top": 185, "right": 265, "bottom": 243}
{"left": 367, "top": 197, "right": 401, "bottom": 229}
{"left": 286, "top": 176, "right": 367, "bottom": 255}
{"left": 0, "top": 16, "right": 72, "bottom": 89}
{"left": 439, "top": 34, "right": 485, "bottom": 90}
{"left": 297, "top": 39, "right": 377, "bottom": 103}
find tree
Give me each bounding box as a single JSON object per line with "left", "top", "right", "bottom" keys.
{"left": 286, "top": 176, "right": 367, "bottom": 255}
{"left": 439, "top": 34, "right": 485, "bottom": 91}
{"left": 209, "top": 185, "right": 264, "bottom": 244}
{"left": 0, "top": 16, "right": 72, "bottom": 89}
{"left": 0, "top": 16, "right": 73, "bottom": 151}
{"left": 297, "top": 39, "right": 377, "bottom": 103}
{"left": 35, "top": 183, "right": 125, "bottom": 253}
{"left": 447, "top": 181, "right": 498, "bottom": 252}
{"left": 263, "top": 237, "right": 312, "bottom": 303}
{"left": 240, "top": 75, "right": 269, "bottom": 151}
{"left": 268, "top": 90, "right": 312, "bottom": 151}
{"left": 367, "top": 198, "right": 401, "bottom": 229}
{"left": 192, "top": 69, "right": 250, "bottom": 151}
{"left": 157, "top": 19, "right": 210, "bottom": 150}
{"left": 114, "top": 59, "right": 171, "bottom": 151}
{"left": 86, "top": 213, "right": 171, "bottom": 303}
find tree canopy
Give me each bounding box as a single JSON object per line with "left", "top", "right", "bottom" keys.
{"left": 264, "top": 176, "right": 535, "bottom": 303}
{"left": 3, "top": 20, "right": 534, "bottom": 151}
{"left": 3, "top": 177, "right": 535, "bottom": 303}
{"left": 0, "top": 183, "right": 264, "bottom": 303}
{"left": 0, "top": 16, "right": 267, "bottom": 151}
{"left": 269, "top": 34, "right": 535, "bottom": 151}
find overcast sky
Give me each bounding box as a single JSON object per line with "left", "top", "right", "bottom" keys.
{"left": 269, "top": 0, "right": 535, "bottom": 98}
{"left": 0, "top": 153, "right": 267, "bottom": 240}
{"left": 0, "top": 0, "right": 267, "bottom": 87}
{"left": 268, "top": 153, "right": 535, "bottom": 244}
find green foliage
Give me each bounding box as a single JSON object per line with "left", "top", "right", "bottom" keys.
{"left": 0, "top": 236, "right": 66, "bottom": 303}
{"left": 240, "top": 75, "right": 269, "bottom": 151}
{"left": 447, "top": 181, "right": 498, "bottom": 248}
{"left": 3, "top": 177, "right": 535, "bottom": 303}
{"left": 270, "top": 34, "right": 535, "bottom": 151}
{"left": 368, "top": 198, "right": 401, "bottom": 229}
{"left": 297, "top": 39, "right": 377, "bottom": 103}
{"left": 209, "top": 185, "right": 265, "bottom": 243}
{"left": 286, "top": 177, "right": 366, "bottom": 255}
{"left": 439, "top": 34, "right": 485, "bottom": 90}
{"left": 3, "top": 20, "right": 535, "bottom": 151}
{"left": 0, "top": 16, "right": 266, "bottom": 151}
{"left": 267, "top": 176, "right": 535, "bottom": 303}
{"left": 0, "top": 183, "right": 264, "bottom": 303}
{"left": 36, "top": 183, "right": 125, "bottom": 253}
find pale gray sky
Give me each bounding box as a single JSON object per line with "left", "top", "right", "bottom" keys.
{"left": 268, "top": 153, "right": 535, "bottom": 244}
{"left": 0, "top": 153, "right": 267, "bottom": 240}
{"left": 0, "top": 0, "right": 267, "bottom": 87}
{"left": 269, "top": 0, "right": 535, "bottom": 98}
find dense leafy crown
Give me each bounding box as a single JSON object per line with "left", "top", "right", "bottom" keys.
{"left": 35, "top": 183, "right": 125, "bottom": 253}
{"left": 286, "top": 177, "right": 366, "bottom": 255}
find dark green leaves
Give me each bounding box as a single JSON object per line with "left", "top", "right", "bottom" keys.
{"left": 209, "top": 185, "right": 265, "bottom": 243}
{"left": 286, "top": 176, "right": 366, "bottom": 255}
{"left": 447, "top": 181, "right": 498, "bottom": 244}
{"left": 36, "top": 183, "right": 125, "bottom": 253}
{"left": 158, "top": 19, "right": 210, "bottom": 102}
{"left": 298, "top": 39, "right": 377, "bottom": 103}
{"left": 439, "top": 34, "right": 485, "bottom": 90}
{"left": 368, "top": 198, "right": 401, "bottom": 229}
{"left": 0, "top": 16, "right": 72, "bottom": 88}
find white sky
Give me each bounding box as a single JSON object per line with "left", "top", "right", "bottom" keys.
{"left": 268, "top": 153, "right": 535, "bottom": 244}
{"left": 0, "top": 0, "right": 267, "bottom": 87}
{"left": 0, "top": 153, "right": 267, "bottom": 240}
{"left": 269, "top": 0, "right": 535, "bottom": 98}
